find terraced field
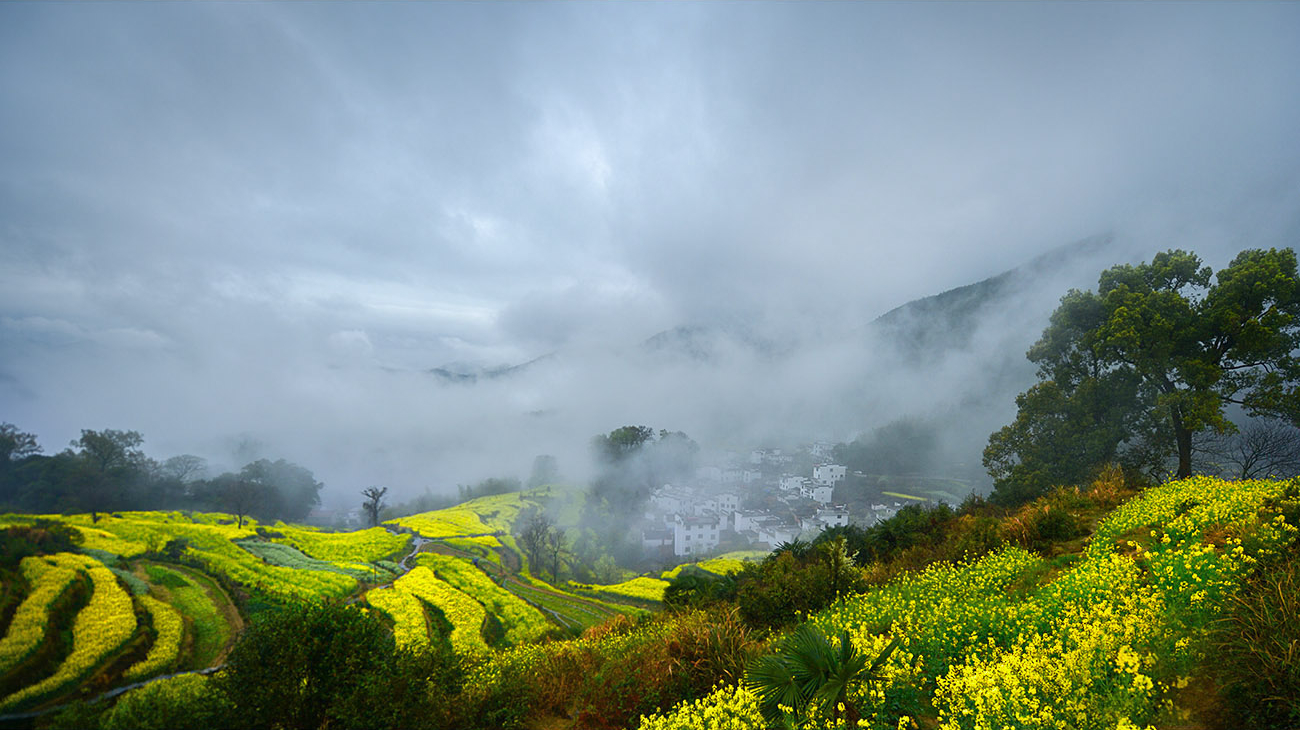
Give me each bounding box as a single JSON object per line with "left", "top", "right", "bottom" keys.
{"left": 0, "top": 493, "right": 648, "bottom": 715}
{"left": 0, "top": 510, "right": 419, "bottom": 714}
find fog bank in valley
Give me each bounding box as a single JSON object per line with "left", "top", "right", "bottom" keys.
{"left": 2, "top": 3, "right": 1298, "bottom": 508}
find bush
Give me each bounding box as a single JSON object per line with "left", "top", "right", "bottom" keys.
{"left": 736, "top": 552, "right": 835, "bottom": 629}
{"left": 662, "top": 569, "right": 736, "bottom": 611}
{"left": 0, "top": 521, "right": 81, "bottom": 567}
{"left": 100, "top": 674, "right": 233, "bottom": 730}
{"left": 211, "top": 600, "right": 463, "bottom": 729}
{"left": 457, "top": 608, "right": 759, "bottom": 730}
{"left": 1209, "top": 542, "right": 1300, "bottom": 728}
{"left": 570, "top": 607, "right": 760, "bottom": 729}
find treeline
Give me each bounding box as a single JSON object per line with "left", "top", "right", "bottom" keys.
{"left": 0, "top": 423, "right": 322, "bottom": 524}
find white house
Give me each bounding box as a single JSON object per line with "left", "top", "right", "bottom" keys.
{"left": 803, "top": 484, "right": 834, "bottom": 505}
{"left": 810, "top": 441, "right": 835, "bottom": 459}
{"left": 780, "top": 475, "right": 808, "bottom": 492}
{"left": 642, "top": 528, "right": 673, "bottom": 551}
{"left": 870, "top": 503, "right": 900, "bottom": 523}
{"left": 716, "top": 493, "right": 741, "bottom": 512}
{"left": 695, "top": 465, "right": 723, "bottom": 483}
{"left": 813, "top": 464, "right": 847, "bottom": 486}
{"left": 673, "top": 514, "right": 722, "bottom": 556}
{"left": 732, "top": 510, "right": 765, "bottom": 533}
{"left": 815, "top": 506, "right": 850, "bottom": 529}
{"left": 650, "top": 486, "right": 693, "bottom": 513}
{"left": 757, "top": 520, "right": 801, "bottom": 547}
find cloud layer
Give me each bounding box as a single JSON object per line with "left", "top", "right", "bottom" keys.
{"left": 2, "top": 3, "right": 1298, "bottom": 505}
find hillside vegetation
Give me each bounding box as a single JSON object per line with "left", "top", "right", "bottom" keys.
{"left": 0, "top": 491, "right": 642, "bottom": 725}
{"left": 0, "top": 475, "right": 1296, "bottom": 729}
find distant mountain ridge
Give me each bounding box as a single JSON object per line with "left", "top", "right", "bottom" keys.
{"left": 640, "top": 324, "right": 782, "bottom": 363}
{"left": 424, "top": 233, "right": 1124, "bottom": 385}
{"left": 427, "top": 354, "right": 555, "bottom": 385}
{"left": 870, "top": 233, "right": 1117, "bottom": 356}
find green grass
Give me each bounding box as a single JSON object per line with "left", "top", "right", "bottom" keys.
{"left": 143, "top": 564, "right": 230, "bottom": 668}
{"left": 501, "top": 580, "right": 633, "bottom": 634}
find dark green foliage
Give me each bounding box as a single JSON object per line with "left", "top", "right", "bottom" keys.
{"left": 457, "top": 477, "right": 520, "bottom": 502}
{"left": 1209, "top": 543, "right": 1300, "bottom": 729}
{"left": 97, "top": 674, "right": 232, "bottom": 730}
{"left": 481, "top": 610, "right": 506, "bottom": 647}
{"left": 1032, "top": 507, "right": 1088, "bottom": 543}
{"left": 459, "top": 608, "right": 758, "bottom": 730}
{"left": 735, "top": 551, "right": 851, "bottom": 630}
{"left": 0, "top": 422, "right": 326, "bottom": 526}
{"left": 0, "top": 521, "right": 81, "bottom": 568}
{"left": 42, "top": 698, "right": 111, "bottom": 730}
{"left": 588, "top": 426, "right": 698, "bottom": 505}
{"left": 987, "top": 248, "right": 1300, "bottom": 506}
{"left": 833, "top": 418, "right": 940, "bottom": 476}
{"left": 857, "top": 503, "right": 956, "bottom": 563}
{"left": 211, "top": 600, "right": 463, "bottom": 730}
{"left": 662, "top": 568, "right": 737, "bottom": 610}
{"left": 745, "top": 623, "right": 898, "bottom": 725}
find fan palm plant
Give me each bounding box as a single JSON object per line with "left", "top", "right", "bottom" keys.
{"left": 744, "top": 623, "right": 899, "bottom": 727}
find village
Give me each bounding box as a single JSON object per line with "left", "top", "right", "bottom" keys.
{"left": 638, "top": 444, "right": 923, "bottom": 560}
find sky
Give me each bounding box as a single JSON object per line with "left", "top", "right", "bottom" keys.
{"left": 2, "top": 3, "right": 1299, "bottom": 506}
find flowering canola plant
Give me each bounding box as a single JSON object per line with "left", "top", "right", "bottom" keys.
{"left": 393, "top": 566, "right": 489, "bottom": 656}
{"left": 143, "top": 564, "right": 229, "bottom": 668}
{"left": 416, "top": 553, "right": 550, "bottom": 644}
{"left": 572, "top": 576, "right": 670, "bottom": 603}
{"left": 365, "top": 586, "right": 430, "bottom": 650}
{"left": 388, "top": 508, "right": 492, "bottom": 539}
{"left": 271, "top": 525, "right": 410, "bottom": 563}
{"left": 0, "top": 553, "right": 137, "bottom": 711}
{"left": 637, "top": 477, "right": 1299, "bottom": 730}
{"left": 124, "top": 595, "right": 183, "bottom": 681}
{"left": 0, "top": 555, "right": 80, "bottom": 674}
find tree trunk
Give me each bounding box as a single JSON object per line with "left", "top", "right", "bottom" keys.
{"left": 1171, "top": 407, "right": 1193, "bottom": 478}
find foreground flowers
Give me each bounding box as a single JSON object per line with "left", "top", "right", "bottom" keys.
{"left": 637, "top": 477, "right": 1299, "bottom": 730}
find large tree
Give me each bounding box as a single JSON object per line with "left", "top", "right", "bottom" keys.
{"left": 986, "top": 248, "right": 1300, "bottom": 503}
{"left": 0, "top": 423, "right": 41, "bottom": 464}
{"left": 238, "top": 458, "right": 323, "bottom": 522}
{"left": 69, "top": 429, "right": 151, "bottom": 521}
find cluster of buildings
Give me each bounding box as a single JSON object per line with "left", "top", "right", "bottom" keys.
{"left": 639, "top": 452, "right": 854, "bottom": 559}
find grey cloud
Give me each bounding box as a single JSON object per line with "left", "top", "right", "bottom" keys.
{"left": 2, "top": 2, "right": 1298, "bottom": 506}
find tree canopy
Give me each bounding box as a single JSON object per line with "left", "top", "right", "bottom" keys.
{"left": 986, "top": 248, "right": 1300, "bottom": 505}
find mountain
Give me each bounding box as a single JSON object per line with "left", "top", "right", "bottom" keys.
{"left": 640, "top": 324, "right": 782, "bottom": 363}
{"left": 427, "top": 354, "right": 555, "bottom": 385}
{"left": 870, "top": 233, "right": 1118, "bottom": 357}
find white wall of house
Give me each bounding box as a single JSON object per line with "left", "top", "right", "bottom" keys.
{"left": 809, "top": 485, "right": 834, "bottom": 504}
{"left": 813, "top": 464, "right": 847, "bottom": 485}
{"left": 673, "top": 515, "right": 721, "bottom": 556}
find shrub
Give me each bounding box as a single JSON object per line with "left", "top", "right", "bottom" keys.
{"left": 570, "top": 607, "right": 760, "bottom": 728}
{"left": 100, "top": 674, "right": 233, "bottom": 730}
{"left": 212, "top": 600, "right": 460, "bottom": 729}
{"left": 735, "top": 552, "right": 838, "bottom": 629}
{"left": 1209, "top": 543, "right": 1300, "bottom": 728}
{"left": 0, "top": 521, "right": 81, "bottom": 567}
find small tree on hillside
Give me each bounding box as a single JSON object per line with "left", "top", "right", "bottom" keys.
{"left": 517, "top": 511, "right": 551, "bottom": 576}
{"left": 544, "top": 526, "right": 568, "bottom": 581}
{"left": 220, "top": 476, "right": 265, "bottom": 529}
{"left": 361, "top": 486, "right": 388, "bottom": 527}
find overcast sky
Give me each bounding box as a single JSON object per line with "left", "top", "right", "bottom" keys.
{"left": 3, "top": 2, "right": 1299, "bottom": 503}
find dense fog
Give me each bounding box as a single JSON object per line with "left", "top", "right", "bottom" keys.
{"left": 2, "top": 3, "right": 1298, "bottom": 508}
